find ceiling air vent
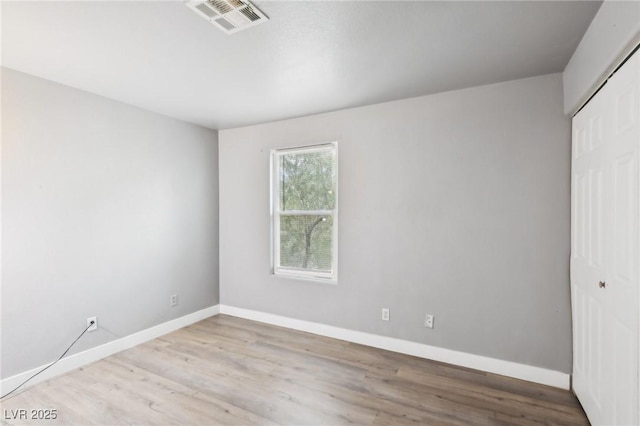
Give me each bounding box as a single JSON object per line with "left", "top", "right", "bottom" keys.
{"left": 185, "top": 0, "right": 268, "bottom": 34}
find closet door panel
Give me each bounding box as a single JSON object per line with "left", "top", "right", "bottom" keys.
{"left": 571, "top": 48, "right": 639, "bottom": 426}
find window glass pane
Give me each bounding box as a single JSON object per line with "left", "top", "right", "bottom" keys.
{"left": 279, "top": 148, "right": 335, "bottom": 211}
{"left": 279, "top": 215, "right": 333, "bottom": 273}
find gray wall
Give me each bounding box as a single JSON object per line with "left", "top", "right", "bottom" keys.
{"left": 563, "top": 0, "right": 640, "bottom": 114}
{"left": 1, "top": 68, "right": 219, "bottom": 379}
{"left": 219, "top": 73, "right": 572, "bottom": 373}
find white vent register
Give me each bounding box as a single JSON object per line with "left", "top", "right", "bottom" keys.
{"left": 185, "top": 0, "right": 268, "bottom": 34}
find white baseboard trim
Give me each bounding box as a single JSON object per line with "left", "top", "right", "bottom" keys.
{"left": 219, "top": 305, "right": 570, "bottom": 390}
{"left": 0, "top": 305, "right": 220, "bottom": 395}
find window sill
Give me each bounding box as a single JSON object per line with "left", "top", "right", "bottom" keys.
{"left": 271, "top": 272, "right": 337, "bottom": 285}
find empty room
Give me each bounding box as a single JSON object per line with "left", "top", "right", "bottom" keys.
{"left": 1, "top": 0, "right": 639, "bottom": 425}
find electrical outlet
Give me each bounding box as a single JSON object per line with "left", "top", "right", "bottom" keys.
{"left": 170, "top": 294, "right": 178, "bottom": 307}
{"left": 381, "top": 308, "right": 390, "bottom": 321}
{"left": 87, "top": 316, "right": 98, "bottom": 332}
{"left": 424, "top": 314, "right": 434, "bottom": 329}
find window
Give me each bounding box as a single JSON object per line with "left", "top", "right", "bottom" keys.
{"left": 271, "top": 143, "right": 338, "bottom": 282}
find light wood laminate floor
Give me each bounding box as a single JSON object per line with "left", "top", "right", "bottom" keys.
{"left": 1, "top": 315, "right": 589, "bottom": 425}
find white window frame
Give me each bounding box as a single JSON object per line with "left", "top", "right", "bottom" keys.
{"left": 270, "top": 142, "right": 338, "bottom": 283}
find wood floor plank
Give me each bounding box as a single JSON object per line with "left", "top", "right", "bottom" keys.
{"left": 114, "top": 340, "right": 351, "bottom": 425}
{"left": 1, "top": 315, "right": 589, "bottom": 425}
{"left": 394, "top": 367, "right": 584, "bottom": 422}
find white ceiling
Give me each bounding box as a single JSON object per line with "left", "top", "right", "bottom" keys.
{"left": 2, "top": 1, "right": 601, "bottom": 130}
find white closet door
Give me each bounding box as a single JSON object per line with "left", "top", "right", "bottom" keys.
{"left": 571, "top": 48, "right": 639, "bottom": 426}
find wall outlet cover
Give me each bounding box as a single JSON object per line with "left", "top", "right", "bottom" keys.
{"left": 382, "top": 308, "right": 390, "bottom": 321}
{"left": 424, "top": 314, "right": 434, "bottom": 329}
{"left": 87, "top": 316, "right": 98, "bottom": 332}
